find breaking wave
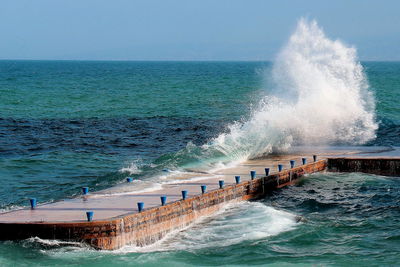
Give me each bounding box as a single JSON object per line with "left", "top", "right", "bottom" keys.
{"left": 209, "top": 18, "right": 377, "bottom": 161}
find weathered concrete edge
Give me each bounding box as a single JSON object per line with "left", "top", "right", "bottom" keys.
{"left": 0, "top": 160, "right": 328, "bottom": 250}
{"left": 327, "top": 157, "right": 400, "bottom": 177}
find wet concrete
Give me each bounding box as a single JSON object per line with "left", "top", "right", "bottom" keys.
{"left": 0, "top": 146, "right": 398, "bottom": 249}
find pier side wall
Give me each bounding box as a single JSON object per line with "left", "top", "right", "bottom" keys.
{"left": 327, "top": 158, "right": 400, "bottom": 177}
{"left": 0, "top": 160, "right": 327, "bottom": 250}
{"left": 93, "top": 159, "right": 328, "bottom": 249}
{"left": 2, "top": 158, "right": 399, "bottom": 250}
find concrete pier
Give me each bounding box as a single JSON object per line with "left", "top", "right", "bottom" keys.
{"left": 328, "top": 158, "right": 400, "bottom": 176}
{"left": 0, "top": 147, "right": 399, "bottom": 250}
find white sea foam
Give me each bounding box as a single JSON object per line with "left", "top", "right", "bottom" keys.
{"left": 22, "top": 237, "right": 87, "bottom": 248}
{"left": 19, "top": 202, "right": 297, "bottom": 255}
{"left": 164, "top": 202, "right": 298, "bottom": 250}
{"left": 209, "top": 18, "right": 377, "bottom": 160}
{"left": 70, "top": 19, "right": 374, "bottom": 253}
{"left": 0, "top": 205, "right": 23, "bottom": 213}
{"left": 113, "top": 18, "right": 378, "bottom": 198}
{"left": 119, "top": 159, "right": 143, "bottom": 174}
{"left": 92, "top": 179, "right": 164, "bottom": 197}
{"left": 116, "top": 201, "right": 298, "bottom": 253}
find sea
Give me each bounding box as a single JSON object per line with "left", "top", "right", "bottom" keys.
{"left": 1, "top": 20, "right": 400, "bottom": 266}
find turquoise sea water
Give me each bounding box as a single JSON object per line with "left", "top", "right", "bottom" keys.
{"left": 0, "top": 60, "right": 400, "bottom": 266}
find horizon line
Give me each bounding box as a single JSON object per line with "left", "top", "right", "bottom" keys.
{"left": 1, "top": 59, "right": 399, "bottom": 63}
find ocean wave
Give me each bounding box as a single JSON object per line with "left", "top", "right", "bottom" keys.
{"left": 117, "top": 201, "right": 299, "bottom": 253}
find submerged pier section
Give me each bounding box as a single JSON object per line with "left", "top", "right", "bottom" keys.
{"left": 0, "top": 155, "right": 399, "bottom": 250}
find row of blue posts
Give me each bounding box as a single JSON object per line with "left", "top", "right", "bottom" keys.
{"left": 29, "top": 155, "right": 318, "bottom": 221}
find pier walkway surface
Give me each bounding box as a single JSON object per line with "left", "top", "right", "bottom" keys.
{"left": 0, "top": 146, "right": 399, "bottom": 249}
{"left": 0, "top": 146, "right": 391, "bottom": 223}
{"left": 0, "top": 155, "right": 315, "bottom": 223}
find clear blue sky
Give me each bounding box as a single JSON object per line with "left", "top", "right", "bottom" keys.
{"left": 1, "top": 0, "right": 399, "bottom": 61}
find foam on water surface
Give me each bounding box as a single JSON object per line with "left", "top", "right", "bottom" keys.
{"left": 158, "top": 202, "right": 298, "bottom": 251}
{"left": 1, "top": 18, "right": 399, "bottom": 266}
{"left": 115, "top": 18, "right": 378, "bottom": 187}
{"left": 209, "top": 18, "right": 377, "bottom": 161}
{"left": 29, "top": 201, "right": 298, "bottom": 255}
{"left": 6, "top": 201, "right": 298, "bottom": 261}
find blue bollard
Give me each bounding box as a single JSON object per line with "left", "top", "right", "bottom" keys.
{"left": 127, "top": 177, "right": 133, "bottom": 183}
{"left": 250, "top": 170, "right": 256, "bottom": 180}
{"left": 219, "top": 180, "right": 224, "bottom": 189}
{"left": 235, "top": 175, "right": 241, "bottom": 184}
{"left": 201, "top": 185, "right": 207, "bottom": 194}
{"left": 182, "top": 190, "right": 188, "bottom": 200}
{"left": 160, "top": 195, "right": 167, "bottom": 206}
{"left": 313, "top": 155, "right": 317, "bottom": 162}
{"left": 86, "top": 211, "right": 93, "bottom": 222}
{"left": 278, "top": 164, "right": 283, "bottom": 172}
{"left": 265, "top": 168, "right": 270, "bottom": 176}
{"left": 302, "top": 158, "right": 307, "bottom": 165}
{"left": 137, "top": 202, "right": 144, "bottom": 212}
{"left": 290, "top": 160, "right": 295, "bottom": 168}
{"left": 30, "top": 198, "right": 37, "bottom": 209}
{"left": 82, "top": 187, "right": 89, "bottom": 195}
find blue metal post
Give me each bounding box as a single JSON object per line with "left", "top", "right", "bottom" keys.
{"left": 219, "top": 180, "right": 224, "bottom": 189}
{"left": 290, "top": 160, "right": 295, "bottom": 168}
{"left": 160, "top": 196, "right": 167, "bottom": 206}
{"left": 126, "top": 177, "right": 133, "bottom": 182}
{"left": 278, "top": 164, "right": 283, "bottom": 172}
{"left": 250, "top": 170, "right": 256, "bottom": 180}
{"left": 302, "top": 158, "right": 307, "bottom": 165}
{"left": 86, "top": 211, "right": 93, "bottom": 222}
{"left": 182, "top": 190, "right": 188, "bottom": 200}
{"left": 265, "top": 168, "right": 270, "bottom": 176}
{"left": 201, "top": 185, "right": 207, "bottom": 194}
{"left": 137, "top": 202, "right": 144, "bottom": 212}
{"left": 82, "top": 187, "right": 89, "bottom": 195}
{"left": 30, "top": 198, "right": 37, "bottom": 209}
{"left": 235, "top": 175, "right": 241, "bottom": 184}
{"left": 313, "top": 155, "right": 317, "bottom": 162}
